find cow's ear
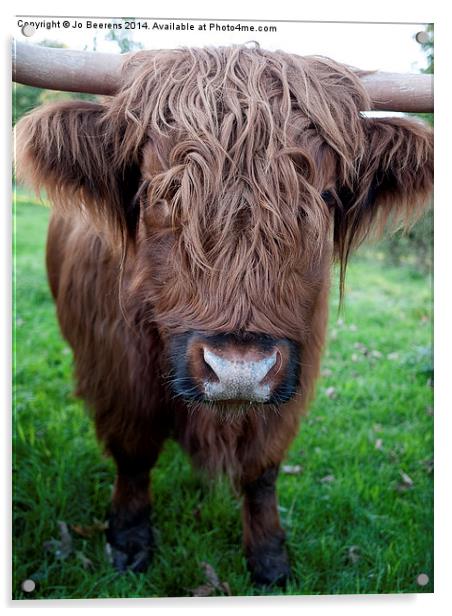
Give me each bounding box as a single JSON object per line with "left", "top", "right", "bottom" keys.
{"left": 333, "top": 116, "right": 433, "bottom": 268}
{"left": 15, "top": 100, "right": 142, "bottom": 240}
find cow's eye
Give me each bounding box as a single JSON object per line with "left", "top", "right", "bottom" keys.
{"left": 142, "top": 199, "right": 174, "bottom": 231}
{"left": 320, "top": 190, "right": 336, "bottom": 207}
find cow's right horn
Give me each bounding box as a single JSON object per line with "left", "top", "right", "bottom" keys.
{"left": 12, "top": 41, "right": 125, "bottom": 95}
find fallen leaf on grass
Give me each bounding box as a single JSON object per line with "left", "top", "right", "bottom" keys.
{"left": 320, "top": 474, "right": 335, "bottom": 484}
{"left": 353, "top": 343, "right": 383, "bottom": 361}
{"left": 202, "top": 562, "right": 222, "bottom": 587}
{"left": 45, "top": 521, "right": 97, "bottom": 569}
{"left": 282, "top": 464, "right": 303, "bottom": 475}
{"left": 396, "top": 470, "right": 414, "bottom": 492}
{"left": 400, "top": 471, "right": 414, "bottom": 486}
{"left": 354, "top": 342, "right": 368, "bottom": 354}
{"left": 347, "top": 545, "right": 361, "bottom": 565}
{"left": 421, "top": 458, "right": 434, "bottom": 474}
{"left": 192, "top": 506, "right": 202, "bottom": 522}
{"left": 104, "top": 542, "right": 113, "bottom": 565}
{"left": 325, "top": 386, "right": 337, "bottom": 399}
{"left": 190, "top": 562, "right": 231, "bottom": 597}
{"left": 44, "top": 521, "right": 73, "bottom": 560}
{"left": 191, "top": 584, "right": 215, "bottom": 597}
{"left": 76, "top": 550, "right": 93, "bottom": 570}
{"left": 71, "top": 519, "right": 108, "bottom": 538}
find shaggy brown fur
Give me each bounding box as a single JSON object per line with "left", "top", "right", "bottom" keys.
{"left": 15, "top": 45, "right": 433, "bottom": 585}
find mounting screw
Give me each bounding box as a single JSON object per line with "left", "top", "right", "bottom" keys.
{"left": 21, "top": 579, "right": 36, "bottom": 593}
{"left": 416, "top": 573, "right": 429, "bottom": 586}
{"left": 21, "top": 24, "right": 36, "bottom": 37}
{"left": 415, "top": 31, "right": 430, "bottom": 45}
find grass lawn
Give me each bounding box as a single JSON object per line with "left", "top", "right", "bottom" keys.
{"left": 13, "top": 191, "right": 433, "bottom": 599}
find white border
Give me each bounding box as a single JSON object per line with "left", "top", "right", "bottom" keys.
{"left": 2, "top": 1, "right": 451, "bottom": 613}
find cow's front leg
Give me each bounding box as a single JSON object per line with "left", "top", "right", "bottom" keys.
{"left": 105, "top": 446, "right": 156, "bottom": 573}
{"left": 242, "top": 466, "right": 291, "bottom": 587}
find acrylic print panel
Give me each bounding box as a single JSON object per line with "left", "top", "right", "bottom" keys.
{"left": 12, "top": 16, "right": 433, "bottom": 599}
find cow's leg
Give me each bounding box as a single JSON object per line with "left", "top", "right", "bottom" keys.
{"left": 241, "top": 466, "right": 291, "bottom": 586}
{"left": 105, "top": 438, "right": 163, "bottom": 573}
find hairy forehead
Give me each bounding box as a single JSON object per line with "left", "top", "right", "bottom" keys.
{"left": 123, "top": 47, "right": 369, "bottom": 271}
{"left": 109, "top": 46, "right": 370, "bottom": 183}
{"left": 140, "top": 128, "right": 337, "bottom": 194}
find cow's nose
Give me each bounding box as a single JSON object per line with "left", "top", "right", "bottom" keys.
{"left": 202, "top": 347, "right": 278, "bottom": 402}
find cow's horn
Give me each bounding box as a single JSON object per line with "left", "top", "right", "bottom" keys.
{"left": 12, "top": 42, "right": 434, "bottom": 112}
{"left": 12, "top": 41, "right": 125, "bottom": 96}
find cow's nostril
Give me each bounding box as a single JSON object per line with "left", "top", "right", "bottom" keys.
{"left": 202, "top": 348, "right": 226, "bottom": 382}
{"left": 259, "top": 349, "right": 282, "bottom": 384}
{"left": 201, "top": 349, "right": 220, "bottom": 382}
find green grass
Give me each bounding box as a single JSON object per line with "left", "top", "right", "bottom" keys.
{"left": 13, "top": 191, "right": 433, "bottom": 599}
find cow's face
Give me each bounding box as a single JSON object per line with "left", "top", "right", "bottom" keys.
{"left": 130, "top": 128, "right": 338, "bottom": 406}
{"left": 16, "top": 49, "right": 433, "bottom": 407}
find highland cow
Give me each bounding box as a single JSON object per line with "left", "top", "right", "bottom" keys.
{"left": 15, "top": 46, "right": 433, "bottom": 586}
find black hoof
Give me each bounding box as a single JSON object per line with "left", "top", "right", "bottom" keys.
{"left": 106, "top": 505, "right": 154, "bottom": 573}
{"left": 247, "top": 535, "right": 291, "bottom": 587}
